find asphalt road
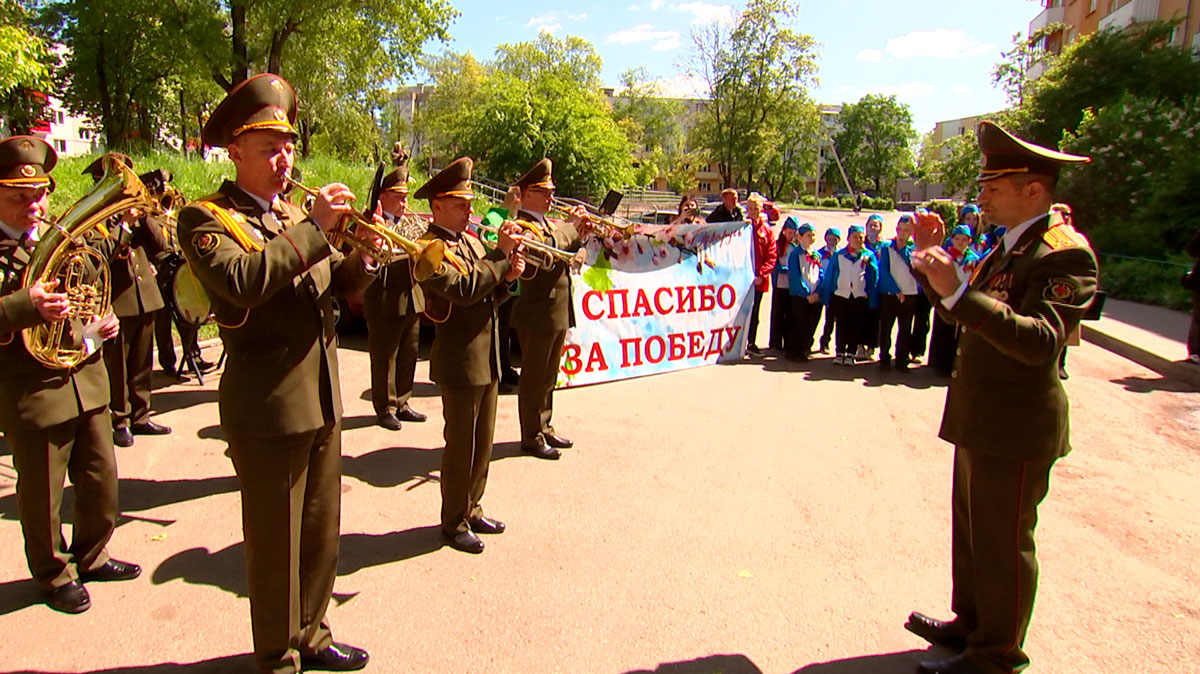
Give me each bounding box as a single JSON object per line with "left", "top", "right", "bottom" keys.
{"left": 2, "top": 209, "right": 1198, "bottom": 673}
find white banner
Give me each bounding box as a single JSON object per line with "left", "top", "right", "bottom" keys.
{"left": 556, "top": 220, "right": 755, "bottom": 388}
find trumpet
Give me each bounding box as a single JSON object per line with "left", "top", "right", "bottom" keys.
{"left": 551, "top": 197, "right": 638, "bottom": 239}
{"left": 476, "top": 222, "right": 578, "bottom": 269}
{"left": 283, "top": 175, "right": 458, "bottom": 281}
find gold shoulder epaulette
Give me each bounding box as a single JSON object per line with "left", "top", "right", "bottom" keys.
{"left": 194, "top": 200, "right": 263, "bottom": 253}
{"left": 1043, "top": 222, "right": 1088, "bottom": 251}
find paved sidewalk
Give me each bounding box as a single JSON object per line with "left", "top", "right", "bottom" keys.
{"left": 1082, "top": 296, "right": 1199, "bottom": 389}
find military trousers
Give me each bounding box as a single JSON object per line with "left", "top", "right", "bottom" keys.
{"left": 104, "top": 312, "right": 157, "bottom": 428}
{"left": 7, "top": 407, "right": 116, "bottom": 590}
{"left": 439, "top": 382, "right": 498, "bottom": 535}
{"left": 227, "top": 422, "right": 341, "bottom": 674}
{"left": 516, "top": 327, "right": 566, "bottom": 447}
{"left": 950, "top": 446, "right": 1056, "bottom": 674}
{"left": 363, "top": 302, "right": 420, "bottom": 416}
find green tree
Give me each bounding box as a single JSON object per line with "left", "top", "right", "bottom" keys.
{"left": 419, "top": 35, "right": 634, "bottom": 199}
{"left": 685, "top": 0, "right": 819, "bottom": 189}
{"left": 991, "top": 22, "right": 1069, "bottom": 110}
{"left": 1, "top": 0, "right": 53, "bottom": 134}
{"left": 1001, "top": 20, "right": 1200, "bottom": 146}
{"left": 757, "top": 93, "right": 819, "bottom": 200}
{"left": 834, "top": 93, "right": 916, "bottom": 195}
{"left": 915, "top": 130, "right": 980, "bottom": 201}
{"left": 612, "top": 67, "right": 692, "bottom": 189}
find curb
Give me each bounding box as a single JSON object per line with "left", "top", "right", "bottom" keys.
{"left": 1082, "top": 325, "right": 1200, "bottom": 390}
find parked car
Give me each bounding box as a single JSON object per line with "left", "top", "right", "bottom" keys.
{"left": 639, "top": 209, "right": 677, "bottom": 224}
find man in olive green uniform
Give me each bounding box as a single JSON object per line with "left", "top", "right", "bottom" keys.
{"left": 510, "top": 159, "right": 584, "bottom": 460}
{"left": 84, "top": 155, "right": 174, "bottom": 447}
{"left": 0, "top": 139, "right": 140, "bottom": 614}
{"left": 363, "top": 162, "right": 427, "bottom": 431}
{"left": 176, "top": 74, "right": 373, "bottom": 674}
{"left": 905, "top": 121, "right": 1097, "bottom": 674}
{"left": 415, "top": 157, "right": 524, "bottom": 554}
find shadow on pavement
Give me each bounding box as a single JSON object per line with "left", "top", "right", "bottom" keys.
{"left": 624, "top": 654, "right": 764, "bottom": 673}
{"left": 10, "top": 654, "right": 257, "bottom": 673}
{"left": 789, "top": 649, "right": 930, "bottom": 673}
{"left": 1110, "top": 374, "right": 1198, "bottom": 393}
{"left": 0, "top": 577, "right": 43, "bottom": 616}
{"left": 148, "top": 388, "right": 220, "bottom": 414}
{"left": 341, "top": 441, "right": 532, "bottom": 489}
{"left": 0, "top": 476, "right": 240, "bottom": 524}
{"left": 152, "top": 526, "right": 445, "bottom": 598}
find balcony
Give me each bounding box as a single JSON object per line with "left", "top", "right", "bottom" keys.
{"left": 1099, "top": 0, "right": 1160, "bottom": 32}
{"left": 1029, "top": 4, "right": 1065, "bottom": 35}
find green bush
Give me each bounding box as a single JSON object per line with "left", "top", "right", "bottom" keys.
{"left": 800, "top": 194, "right": 817, "bottom": 206}
{"left": 46, "top": 151, "right": 430, "bottom": 215}
{"left": 922, "top": 199, "right": 959, "bottom": 229}
{"left": 820, "top": 196, "right": 840, "bottom": 208}
{"left": 839, "top": 196, "right": 855, "bottom": 209}
{"left": 1096, "top": 255, "right": 1192, "bottom": 311}
{"left": 881, "top": 198, "right": 895, "bottom": 210}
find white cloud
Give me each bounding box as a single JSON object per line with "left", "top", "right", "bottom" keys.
{"left": 528, "top": 14, "right": 557, "bottom": 28}
{"left": 884, "top": 29, "right": 994, "bottom": 60}
{"left": 527, "top": 11, "right": 586, "bottom": 34}
{"left": 607, "top": 24, "right": 683, "bottom": 52}
{"left": 856, "top": 49, "right": 883, "bottom": 63}
{"left": 671, "top": 2, "right": 735, "bottom": 25}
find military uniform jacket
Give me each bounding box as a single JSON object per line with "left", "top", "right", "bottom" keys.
{"left": 419, "top": 227, "right": 513, "bottom": 387}
{"left": 511, "top": 209, "right": 580, "bottom": 332}
{"left": 0, "top": 225, "right": 113, "bottom": 432}
{"left": 176, "top": 181, "right": 375, "bottom": 437}
{"left": 362, "top": 214, "right": 425, "bottom": 317}
{"left": 109, "top": 213, "right": 172, "bottom": 316}
{"left": 928, "top": 212, "right": 1098, "bottom": 461}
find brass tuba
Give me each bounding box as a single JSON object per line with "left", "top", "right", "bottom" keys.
{"left": 22, "top": 154, "right": 155, "bottom": 368}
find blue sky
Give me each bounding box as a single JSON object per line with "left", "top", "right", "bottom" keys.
{"left": 415, "top": 0, "right": 1041, "bottom": 134}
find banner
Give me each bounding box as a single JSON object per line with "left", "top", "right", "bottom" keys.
{"left": 556, "top": 220, "right": 755, "bottom": 388}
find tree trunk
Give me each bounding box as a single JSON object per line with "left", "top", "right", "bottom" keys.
{"left": 179, "top": 86, "right": 188, "bottom": 156}
{"left": 96, "top": 39, "right": 116, "bottom": 148}
{"left": 231, "top": 0, "right": 249, "bottom": 86}
{"left": 299, "top": 118, "right": 312, "bottom": 158}
{"left": 267, "top": 19, "right": 299, "bottom": 75}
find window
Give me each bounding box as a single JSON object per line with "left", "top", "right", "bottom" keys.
{"left": 55, "top": 139, "right": 67, "bottom": 152}
{"left": 1088, "top": 0, "right": 1096, "bottom": 13}
{"left": 698, "top": 182, "right": 712, "bottom": 192}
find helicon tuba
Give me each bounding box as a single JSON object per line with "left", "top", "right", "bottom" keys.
{"left": 22, "top": 154, "right": 155, "bottom": 368}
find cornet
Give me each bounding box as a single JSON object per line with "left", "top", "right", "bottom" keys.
{"left": 476, "top": 222, "right": 578, "bottom": 270}
{"left": 283, "top": 176, "right": 459, "bottom": 281}
{"left": 551, "top": 197, "right": 638, "bottom": 239}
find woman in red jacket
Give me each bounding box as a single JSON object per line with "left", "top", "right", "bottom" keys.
{"left": 745, "top": 192, "right": 777, "bottom": 355}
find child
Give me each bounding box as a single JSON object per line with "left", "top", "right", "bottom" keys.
{"left": 769, "top": 219, "right": 800, "bottom": 352}
{"left": 929, "top": 225, "right": 981, "bottom": 376}
{"left": 820, "top": 225, "right": 878, "bottom": 366}
{"left": 815, "top": 227, "right": 842, "bottom": 354}
{"left": 874, "top": 214, "right": 921, "bottom": 372}
{"left": 786, "top": 222, "right": 823, "bottom": 361}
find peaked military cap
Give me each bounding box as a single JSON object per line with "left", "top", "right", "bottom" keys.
{"left": 414, "top": 157, "right": 474, "bottom": 201}
{"left": 202, "top": 73, "right": 299, "bottom": 148}
{"left": 0, "top": 136, "right": 56, "bottom": 190}
{"left": 977, "top": 120, "right": 1090, "bottom": 182}
{"left": 82, "top": 152, "right": 134, "bottom": 181}
{"left": 514, "top": 158, "right": 555, "bottom": 191}
{"left": 381, "top": 164, "right": 411, "bottom": 194}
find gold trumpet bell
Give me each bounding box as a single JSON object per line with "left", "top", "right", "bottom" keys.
{"left": 412, "top": 238, "right": 447, "bottom": 282}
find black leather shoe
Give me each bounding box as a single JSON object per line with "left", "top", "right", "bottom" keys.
{"left": 442, "top": 529, "right": 484, "bottom": 554}
{"left": 113, "top": 427, "right": 134, "bottom": 447}
{"left": 45, "top": 580, "right": 90, "bottom": 614}
{"left": 521, "top": 443, "right": 561, "bottom": 460}
{"left": 917, "top": 652, "right": 989, "bottom": 674}
{"left": 81, "top": 559, "right": 141, "bottom": 582}
{"left": 301, "top": 642, "right": 370, "bottom": 671}
{"left": 131, "top": 421, "right": 171, "bottom": 435}
{"left": 377, "top": 412, "right": 402, "bottom": 431}
{"left": 544, "top": 433, "right": 573, "bottom": 449}
{"left": 396, "top": 405, "right": 427, "bottom": 423}
{"left": 905, "top": 611, "right": 968, "bottom": 650}
{"left": 196, "top": 358, "right": 217, "bottom": 373}
{"left": 469, "top": 516, "right": 506, "bottom": 535}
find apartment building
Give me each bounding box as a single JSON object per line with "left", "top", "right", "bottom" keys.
{"left": 1029, "top": 0, "right": 1200, "bottom": 78}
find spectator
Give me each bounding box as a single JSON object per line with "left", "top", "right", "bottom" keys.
{"left": 816, "top": 227, "right": 842, "bottom": 354}
{"left": 706, "top": 187, "right": 744, "bottom": 223}
{"left": 671, "top": 195, "right": 703, "bottom": 225}
{"left": 820, "top": 224, "right": 878, "bottom": 366}
{"left": 1188, "top": 226, "right": 1200, "bottom": 364}
{"left": 929, "top": 225, "right": 980, "bottom": 376}
{"left": 745, "top": 193, "right": 776, "bottom": 355}
{"left": 875, "top": 214, "right": 921, "bottom": 373}
{"left": 770, "top": 218, "right": 801, "bottom": 352}
{"left": 786, "top": 222, "right": 823, "bottom": 361}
